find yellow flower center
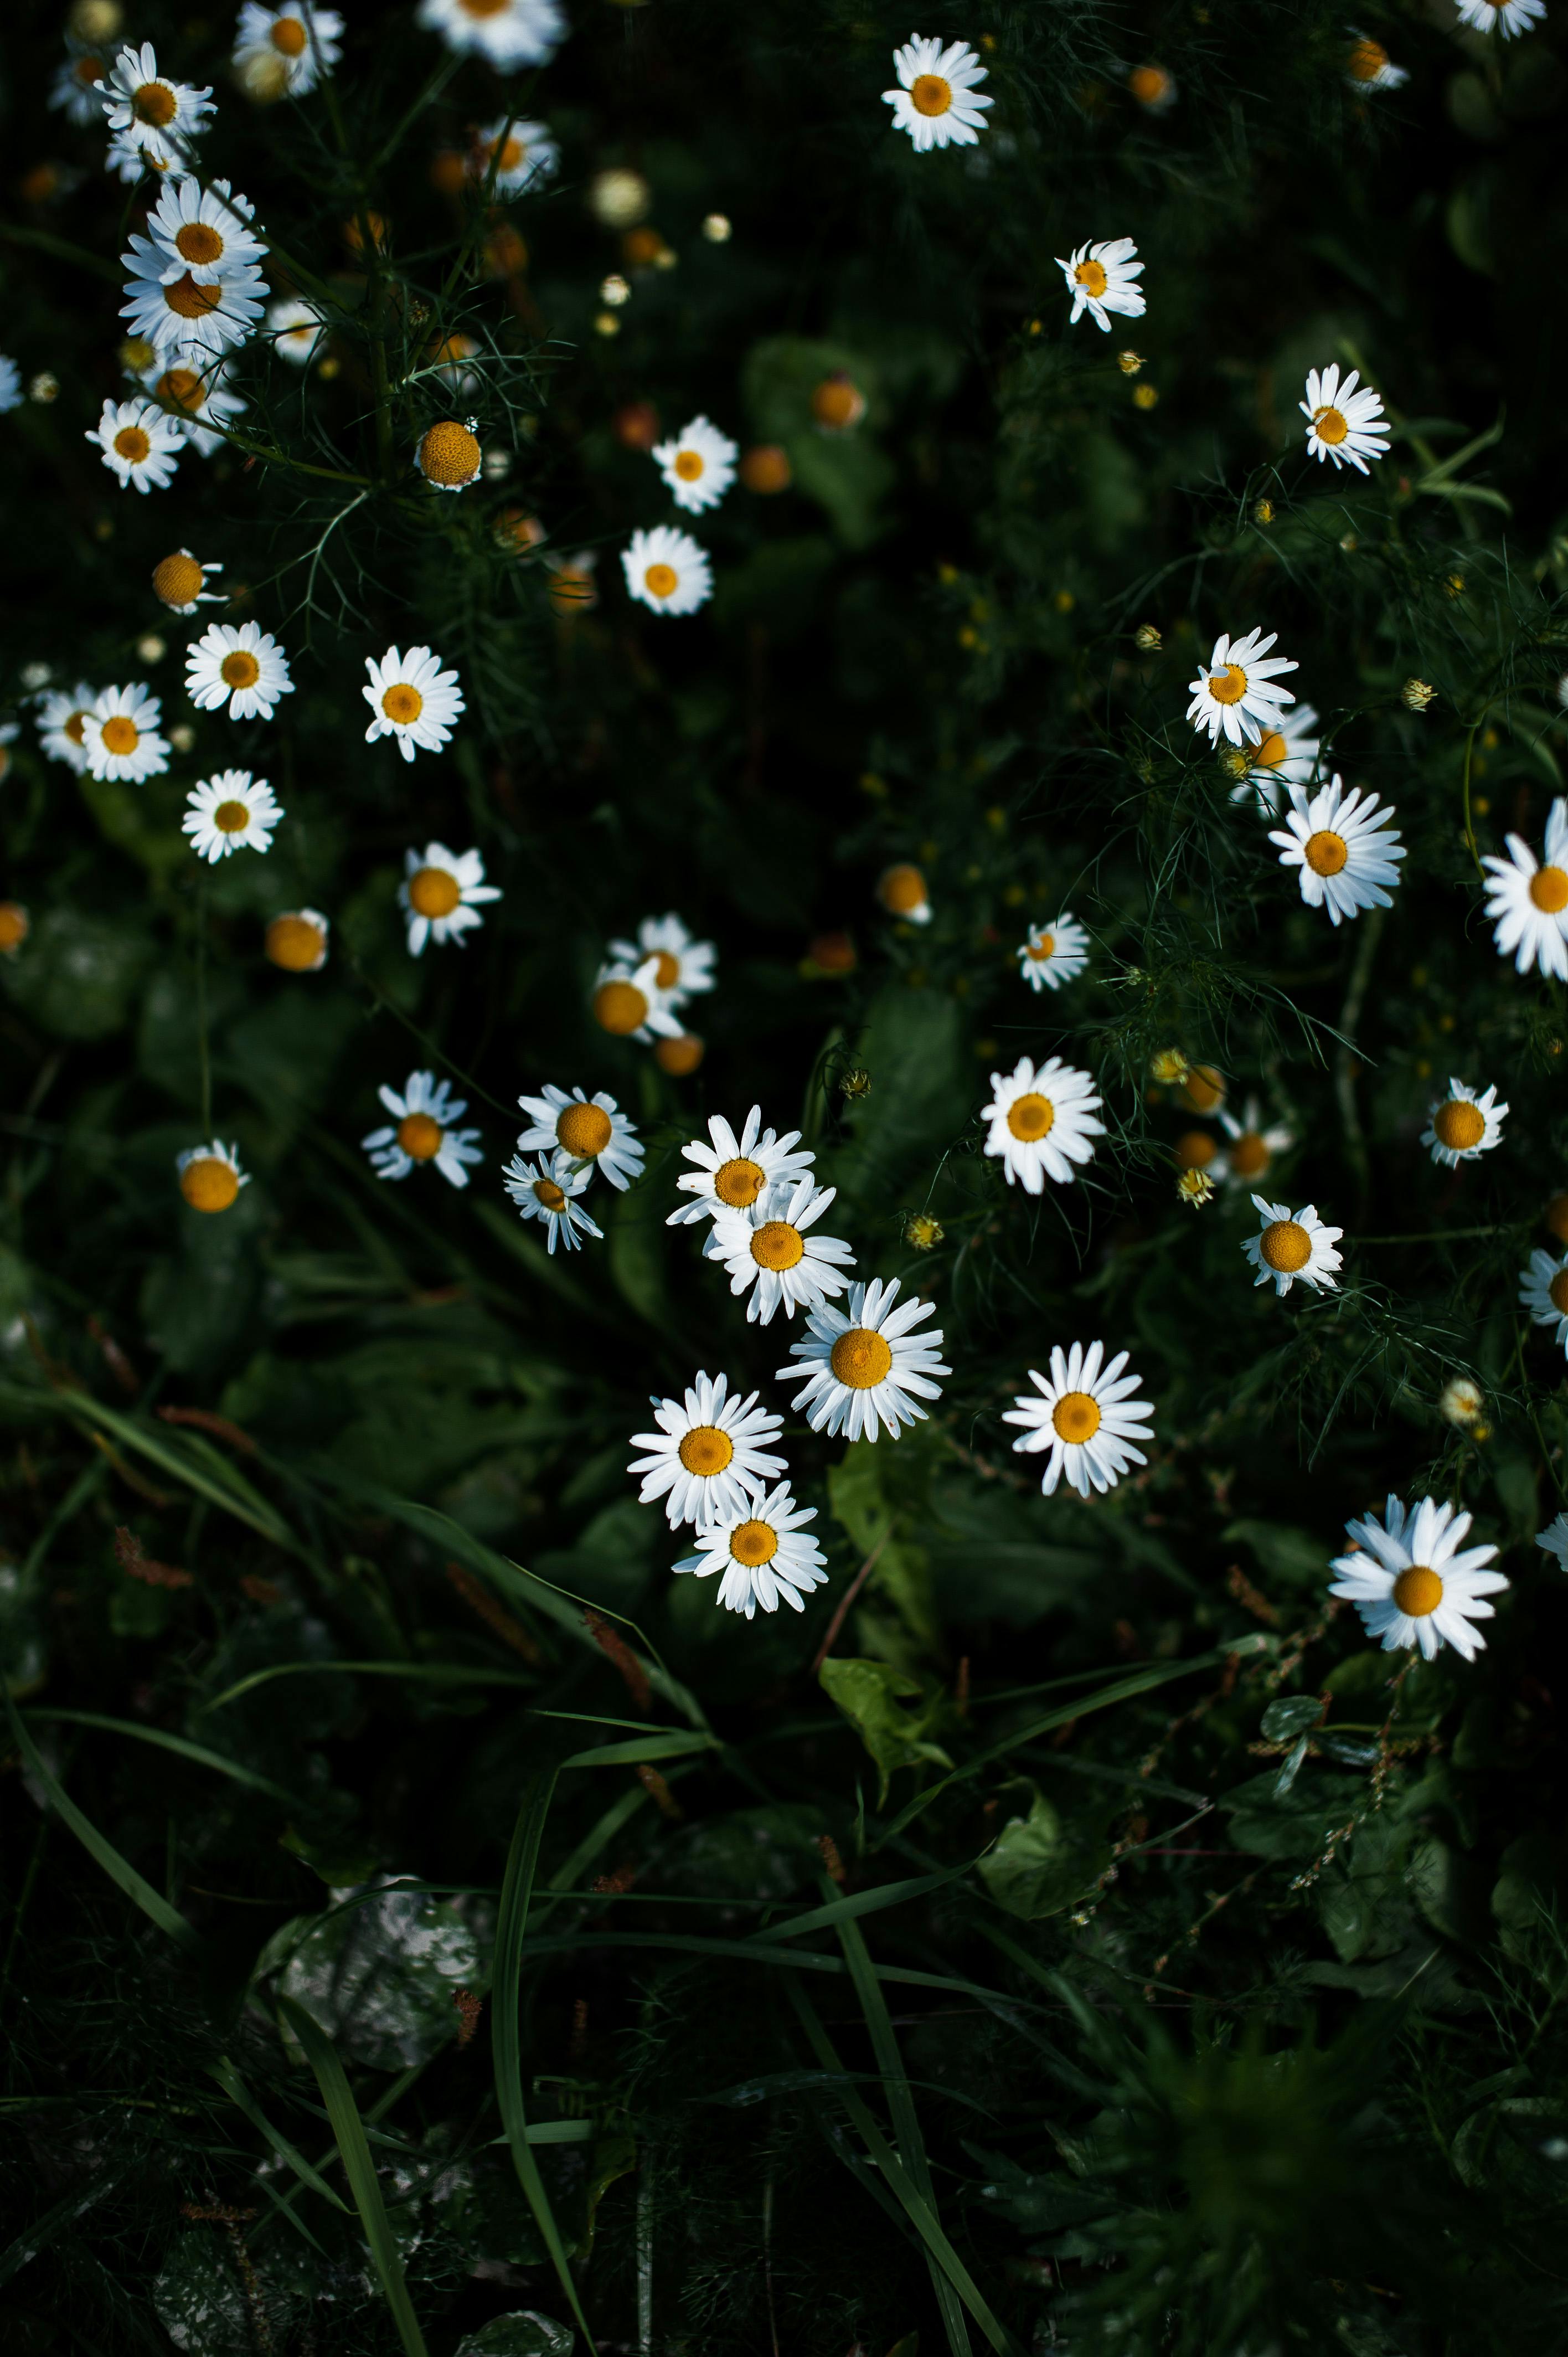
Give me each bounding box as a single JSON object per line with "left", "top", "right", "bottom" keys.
{"left": 1551, "top": 1269, "right": 1568, "bottom": 1315}
{"left": 1260, "top": 1218, "right": 1311, "bottom": 1273}
{"left": 644, "top": 563, "right": 679, "bottom": 599}
{"left": 265, "top": 913, "right": 325, "bottom": 970}
{"left": 398, "top": 1111, "right": 443, "bottom": 1161}
{"left": 729, "top": 1519, "right": 779, "bottom": 1566}
{"left": 830, "top": 1329, "right": 894, "bottom": 1388}
{"left": 1347, "top": 38, "right": 1388, "bottom": 81}
{"left": 176, "top": 220, "right": 225, "bottom": 265}
{"left": 651, "top": 949, "right": 682, "bottom": 988}
{"left": 1007, "top": 1092, "right": 1055, "bottom": 1142}
{"left": 154, "top": 367, "right": 205, "bottom": 414}
{"left": 0, "top": 904, "right": 29, "bottom": 954}
{"left": 1074, "top": 258, "right": 1108, "bottom": 299}
{"left": 751, "top": 1220, "right": 804, "bottom": 1270}
{"left": 75, "top": 55, "right": 105, "bottom": 85}
{"left": 64, "top": 712, "right": 87, "bottom": 744}
{"left": 460, "top": 0, "right": 511, "bottom": 13}
{"left": 100, "top": 716, "right": 140, "bottom": 756}
{"left": 678, "top": 1425, "right": 733, "bottom": 1475}
{"left": 1391, "top": 1565, "right": 1443, "bottom": 1618}
{"left": 1208, "top": 663, "right": 1248, "bottom": 706}
{"left": 1530, "top": 864, "right": 1568, "bottom": 913}
{"left": 164, "top": 272, "right": 224, "bottom": 320}
{"left": 880, "top": 863, "right": 927, "bottom": 914}
{"left": 383, "top": 683, "right": 425, "bottom": 726}
{"left": 556, "top": 1102, "right": 613, "bottom": 1159}
{"left": 1433, "top": 1100, "right": 1485, "bottom": 1152}
{"left": 714, "top": 1156, "right": 766, "bottom": 1207}
{"left": 133, "top": 80, "right": 178, "bottom": 126}
{"left": 656, "top": 1032, "right": 704, "bottom": 1075}
{"left": 1229, "top": 1133, "right": 1270, "bottom": 1180}
{"left": 594, "top": 979, "right": 649, "bottom": 1034}
{"left": 1051, "top": 1391, "right": 1101, "bottom": 1444}
{"left": 812, "top": 377, "right": 863, "bottom": 430}
{"left": 419, "top": 420, "right": 481, "bottom": 485}
{"left": 1175, "top": 1130, "right": 1216, "bottom": 1170}
{"left": 673, "top": 450, "right": 705, "bottom": 480}
{"left": 534, "top": 1177, "right": 566, "bottom": 1211}
{"left": 408, "top": 864, "right": 461, "bottom": 918}
{"left": 1303, "top": 830, "right": 1349, "bottom": 877}
{"left": 1129, "top": 65, "right": 1169, "bottom": 104}
{"left": 1312, "top": 404, "right": 1349, "bottom": 446}
{"left": 1545, "top": 1191, "right": 1568, "bottom": 1243}
{"left": 271, "top": 15, "right": 308, "bottom": 53}
{"left": 180, "top": 1155, "right": 239, "bottom": 1213}
{"left": 910, "top": 73, "right": 952, "bottom": 116}
{"left": 153, "top": 550, "right": 205, "bottom": 606}
{"left": 1182, "top": 1065, "right": 1224, "bottom": 1111}
{"left": 1026, "top": 934, "right": 1055, "bottom": 960}
{"left": 221, "top": 650, "right": 261, "bottom": 690}
{"left": 113, "top": 425, "right": 151, "bottom": 464}
{"left": 214, "top": 800, "right": 251, "bottom": 834}
{"left": 1249, "top": 728, "right": 1287, "bottom": 770}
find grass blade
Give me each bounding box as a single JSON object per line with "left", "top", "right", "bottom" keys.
{"left": 29, "top": 1709, "right": 305, "bottom": 1805}
{"left": 208, "top": 2057, "right": 350, "bottom": 2213}
{"left": 277, "top": 1995, "right": 429, "bottom": 2357}
{"left": 493, "top": 1772, "right": 597, "bottom": 2352}
{"left": 4, "top": 1692, "right": 198, "bottom": 1951}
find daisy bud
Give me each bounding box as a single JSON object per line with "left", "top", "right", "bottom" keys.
{"left": 600, "top": 273, "right": 631, "bottom": 306}
{"left": 1133, "top": 383, "right": 1159, "bottom": 410}
{"left": 1149, "top": 1047, "right": 1190, "bottom": 1086}
{"left": 1116, "top": 349, "right": 1144, "bottom": 374}
{"left": 877, "top": 863, "right": 930, "bottom": 922}
{"left": 481, "top": 449, "right": 512, "bottom": 481}
{"left": 594, "top": 313, "right": 621, "bottom": 338}
{"left": 702, "top": 212, "right": 731, "bottom": 241}
{"left": 839, "top": 1068, "right": 872, "bottom": 1100}
{"left": 415, "top": 418, "right": 482, "bottom": 492}
{"left": 589, "top": 168, "right": 649, "bottom": 228}
{"left": 169, "top": 723, "right": 196, "bottom": 753}
{"left": 1218, "top": 744, "right": 1250, "bottom": 781}
{"left": 1176, "top": 1167, "right": 1215, "bottom": 1207}
{"left": 1403, "top": 677, "right": 1435, "bottom": 711}
{"left": 136, "top": 635, "right": 165, "bottom": 665}
{"left": 1439, "top": 1377, "right": 1485, "bottom": 1429}
{"left": 70, "top": 0, "right": 122, "bottom": 37}
{"left": 1254, "top": 497, "right": 1275, "bottom": 525}
{"left": 905, "top": 1213, "right": 945, "bottom": 1250}
{"left": 29, "top": 374, "right": 59, "bottom": 405}
{"left": 1179, "top": 1064, "right": 1225, "bottom": 1113}
{"left": 1134, "top": 622, "right": 1161, "bottom": 651}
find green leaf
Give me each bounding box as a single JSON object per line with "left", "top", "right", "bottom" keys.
{"left": 276, "top": 1995, "right": 430, "bottom": 2357}
{"left": 1260, "top": 1696, "right": 1324, "bottom": 1743}
{"left": 818, "top": 1657, "right": 952, "bottom": 1805}
{"left": 976, "top": 1791, "right": 1111, "bottom": 1923}
{"left": 828, "top": 1441, "right": 942, "bottom": 1656}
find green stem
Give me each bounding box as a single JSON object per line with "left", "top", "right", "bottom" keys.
{"left": 195, "top": 877, "right": 213, "bottom": 1140}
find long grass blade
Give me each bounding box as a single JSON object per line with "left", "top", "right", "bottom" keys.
{"left": 277, "top": 1996, "right": 429, "bottom": 2357}
{"left": 208, "top": 2057, "right": 350, "bottom": 2212}
{"left": 4, "top": 1694, "right": 198, "bottom": 1950}
{"left": 0, "top": 1384, "right": 296, "bottom": 1547}
{"left": 29, "top": 1709, "right": 305, "bottom": 1805}
{"left": 493, "top": 1772, "right": 597, "bottom": 2351}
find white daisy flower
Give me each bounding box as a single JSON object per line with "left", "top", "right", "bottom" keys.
{"left": 982, "top": 1055, "right": 1105, "bottom": 1193}
{"left": 1420, "top": 1078, "right": 1507, "bottom": 1169}
{"left": 503, "top": 1149, "right": 604, "bottom": 1252}
{"left": 415, "top": 418, "right": 482, "bottom": 493}
{"left": 151, "top": 548, "right": 224, "bottom": 613}
{"left": 234, "top": 3, "right": 344, "bottom": 96}
{"left": 591, "top": 956, "right": 685, "bottom": 1044}
{"left": 1346, "top": 32, "right": 1409, "bottom": 88}
{"left": 1242, "top": 1193, "right": 1343, "bottom": 1296}
{"left": 142, "top": 177, "right": 265, "bottom": 285}
{"left": 35, "top": 682, "right": 99, "bottom": 774}
{"left": 107, "top": 126, "right": 173, "bottom": 185}
{"left": 101, "top": 42, "right": 215, "bottom": 161}
{"left": 776, "top": 1277, "right": 949, "bottom": 1443}
{"left": 1329, "top": 1494, "right": 1507, "bottom": 1661}
{"left": 1519, "top": 1247, "right": 1568, "bottom": 1349}
{"left": 1215, "top": 1098, "right": 1294, "bottom": 1188}
{"left": 629, "top": 1371, "right": 787, "bottom": 1531}
{"left": 1002, "top": 1340, "right": 1154, "bottom": 1499}
{"left": 185, "top": 620, "right": 293, "bottom": 721}
{"left": 1269, "top": 775, "right": 1405, "bottom": 927}
{"left": 674, "top": 1483, "right": 829, "bottom": 1619}
{"left": 651, "top": 416, "right": 739, "bottom": 515}
{"left": 1300, "top": 363, "right": 1390, "bottom": 475}
{"left": 1455, "top": 0, "right": 1546, "bottom": 30}
{"left": 606, "top": 912, "right": 716, "bottom": 1006}
{"left": 138, "top": 353, "right": 247, "bottom": 457}
{"left": 1015, "top": 912, "right": 1089, "bottom": 994}
{"left": 1536, "top": 1512, "right": 1568, "bottom": 1571}
{"left": 0, "top": 357, "right": 20, "bottom": 414}
{"left": 182, "top": 769, "right": 282, "bottom": 863}
{"left": 267, "top": 297, "right": 328, "bottom": 366}
{"left": 882, "top": 35, "right": 993, "bottom": 151}
{"left": 1186, "top": 626, "right": 1298, "bottom": 749}
{"left": 81, "top": 683, "right": 169, "bottom": 783}
{"left": 878, "top": 863, "right": 932, "bottom": 923}
{"left": 1482, "top": 796, "right": 1568, "bottom": 979}
{"left": 668, "top": 1105, "right": 815, "bottom": 1228}
{"left": 50, "top": 43, "right": 109, "bottom": 127}
{"left": 177, "top": 1138, "right": 249, "bottom": 1213}
{"left": 416, "top": 0, "right": 565, "bottom": 70}
{"left": 704, "top": 1175, "right": 855, "bottom": 1326}
{"left": 120, "top": 243, "right": 268, "bottom": 363}
{"left": 471, "top": 116, "right": 559, "bottom": 195}
{"left": 1056, "top": 237, "right": 1145, "bottom": 332}
{"left": 515, "top": 1085, "right": 644, "bottom": 1191}
{"left": 264, "top": 910, "right": 330, "bottom": 971}
{"left": 399, "top": 842, "right": 500, "bottom": 955}
{"left": 86, "top": 398, "right": 183, "bottom": 492}
{"left": 362, "top": 1070, "right": 483, "bottom": 1189}
{"left": 363, "top": 645, "right": 465, "bottom": 762}
{"left": 622, "top": 526, "right": 713, "bottom": 617}
{"left": 1229, "top": 703, "right": 1321, "bottom": 816}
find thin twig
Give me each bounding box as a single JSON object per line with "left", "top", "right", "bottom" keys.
{"left": 810, "top": 1534, "right": 889, "bottom": 1676}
